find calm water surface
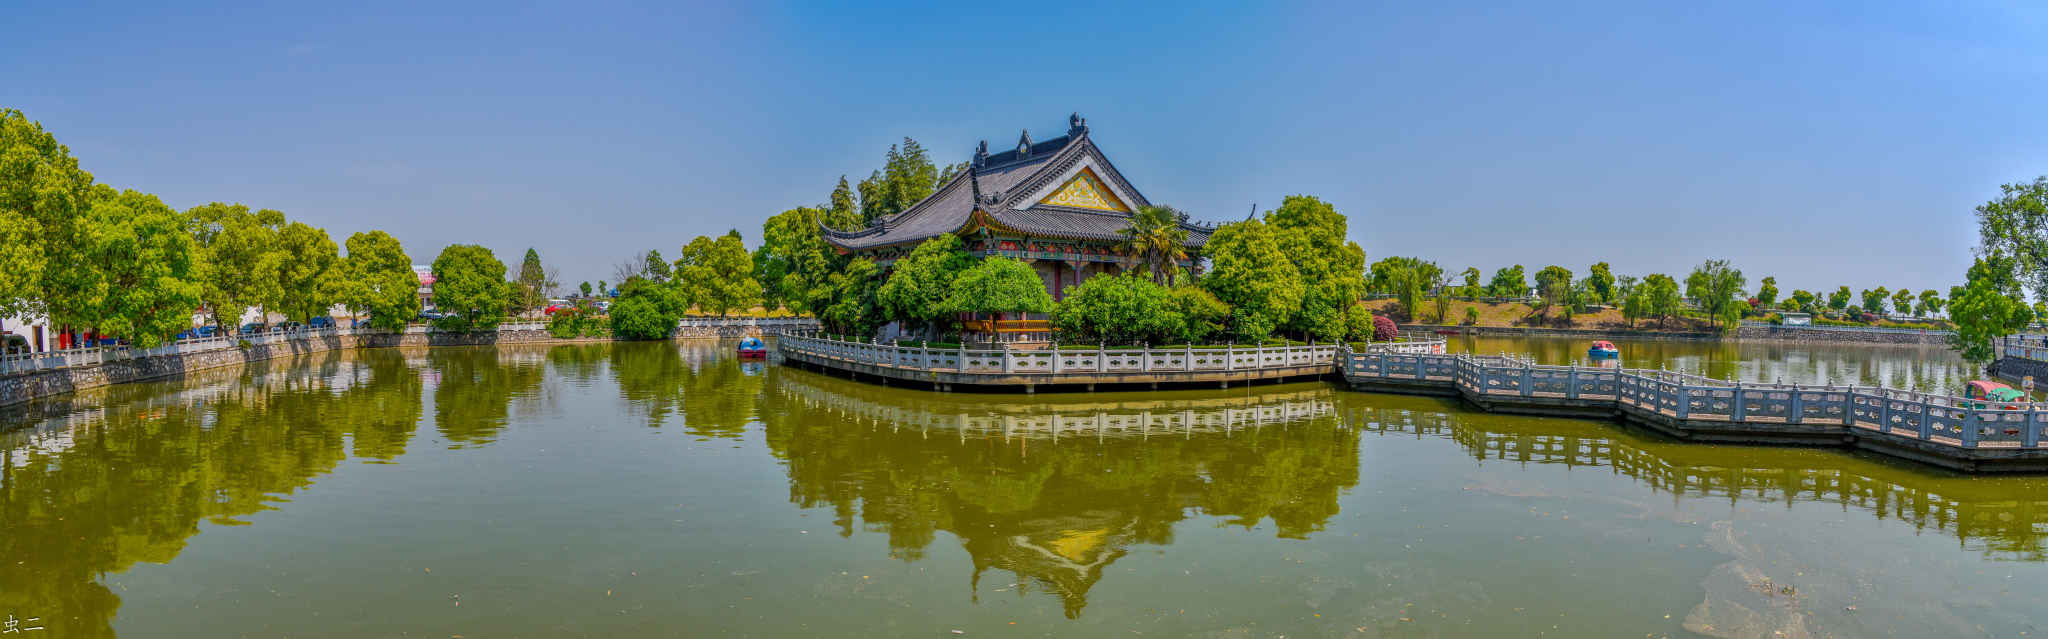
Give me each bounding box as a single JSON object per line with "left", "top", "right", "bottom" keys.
{"left": 2, "top": 338, "right": 2045, "bottom": 638}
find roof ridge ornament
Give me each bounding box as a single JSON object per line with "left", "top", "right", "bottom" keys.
{"left": 1069, "top": 113, "right": 1086, "bottom": 137}
{"left": 1017, "top": 129, "right": 1033, "bottom": 158}
{"left": 972, "top": 140, "right": 989, "bottom": 168}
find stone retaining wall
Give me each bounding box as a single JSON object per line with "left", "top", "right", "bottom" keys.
{"left": 0, "top": 330, "right": 616, "bottom": 409}
{"left": 1992, "top": 356, "right": 2048, "bottom": 384}
{"left": 1734, "top": 326, "right": 1949, "bottom": 345}
{"left": 1399, "top": 324, "right": 1720, "bottom": 340}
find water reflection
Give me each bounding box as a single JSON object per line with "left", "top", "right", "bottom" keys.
{"left": 759, "top": 372, "right": 1360, "bottom": 617}
{"left": 0, "top": 348, "right": 423, "bottom": 637}
{"left": 1454, "top": 336, "right": 1985, "bottom": 393}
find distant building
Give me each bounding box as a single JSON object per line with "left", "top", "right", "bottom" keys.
{"left": 1780, "top": 312, "right": 1812, "bottom": 325}
{"left": 414, "top": 265, "right": 436, "bottom": 308}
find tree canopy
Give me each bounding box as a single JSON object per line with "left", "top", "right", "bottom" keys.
{"left": 876, "top": 235, "right": 975, "bottom": 338}
{"left": 1947, "top": 253, "right": 2035, "bottom": 363}
{"left": 1268, "top": 195, "right": 1366, "bottom": 340}
{"left": 1202, "top": 218, "right": 1303, "bottom": 342}
{"left": 430, "top": 245, "right": 510, "bottom": 331}
{"left": 340, "top": 230, "right": 420, "bottom": 330}
{"left": 942, "top": 257, "right": 1052, "bottom": 316}
{"left": 1972, "top": 176, "right": 2048, "bottom": 300}
{"left": 677, "top": 231, "right": 760, "bottom": 317}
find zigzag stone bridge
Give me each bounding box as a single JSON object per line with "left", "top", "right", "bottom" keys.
{"left": 780, "top": 332, "right": 2048, "bottom": 472}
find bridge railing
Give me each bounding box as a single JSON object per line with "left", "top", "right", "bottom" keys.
{"left": 779, "top": 334, "right": 1344, "bottom": 376}
{"left": 1341, "top": 349, "right": 2044, "bottom": 451}
{"left": 0, "top": 326, "right": 374, "bottom": 376}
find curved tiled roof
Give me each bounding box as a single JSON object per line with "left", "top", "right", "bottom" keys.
{"left": 823, "top": 122, "right": 1209, "bottom": 252}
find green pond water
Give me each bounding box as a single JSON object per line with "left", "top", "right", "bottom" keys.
{"left": 2, "top": 337, "right": 2045, "bottom": 638}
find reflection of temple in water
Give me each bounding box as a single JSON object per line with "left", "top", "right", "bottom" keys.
{"left": 760, "top": 371, "right": 1362, "bottom": 617}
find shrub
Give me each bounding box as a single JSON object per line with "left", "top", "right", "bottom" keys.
{"left": 1372, "top": 315, "right": 1398, "bottom": 342}
{"left": 1463, "top": 306, "right": 1480, "bottom": 325}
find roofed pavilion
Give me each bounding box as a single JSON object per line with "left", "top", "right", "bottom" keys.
{"left": 821, "top": 114, "right": 1212, "bottom": 306}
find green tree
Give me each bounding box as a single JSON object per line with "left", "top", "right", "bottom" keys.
{"left": 1916, "top": 289, "right": 1944, "bottom": 317}
{"left": 827, "top": 177, "right": 861, "bottom": 230}
{"left": 1788, "top": 289, "right": 1816, "bottom": 313}
{"left": 513, "top": 248, "right": 549, "bottom": 316}
{"left": 1586, "top": 262, "right": 1615, "bottom": 305}
{"left": 1267, "top": 195, "right": 1366, "bottom": 341}
{"left": 339, "top": 230, "right": 421, "bottom": 330}
{"left": 0, "top": 109, "right": 98, "bottom": 324}
{"left": 51, "top": 189, "right": 204, "bottom": 347}
{"left": 1049, "top": 272, "right": 1181, "bottom": 345}
{"left": 598, "top": 280, "right": 608, "bottom": 296}
{"left": 1169, "top": 284, "right": 1230, "bottom": 343}
{"left": 1828, "top": 286, "right": 1852, "bottom": 312}
{"left": 1947, "top": 253, "right": 2035, "bottom": 363}
{"left": 1203, "top": 219, "right": 1303, "bottom": 342}
{"left": 857, "top": 138, "right": 940, "bottom": 225}
{"left": 759, "top": 206, "right": 849, "bottom": 315}
{"left": 1369, "top": 256, "right": 1439, "bottom": 321}
{"left": 608, "top": 277, "right": 688, "bottom": 339}
{"left": 1971, "top": 176, "right": 2048, "bottom": 299}
{"left": 1459, "top": 267, "right": 1484, "bottom": 298}
{"left": 819, "top": 257, "right": 882, "bottom": 337}
{"left": 185, "top": 203, "right": 285, "bottom": 330}
{"left": 1615, "top": 274, "right": 1639, "bottom": 304}
{"left": 1684, "top": 260, "right": 1745, "bottom": 331}
{"left": 271, "top": 222, "right": 341, "bottom": 322}
{"left": 1488, "top": 265, "right": 1526, "bottom": 299}
{"left": 1534, "top": 265, "right": 1573, "bottom": 319}
{"left": 1634, "top": 273, "right": 1683, "bottom": 329}
{"left": 876, "top": 235, "right": 975, "bottom": 339}
{"left": 579, "top": 281, "right": 592, "bottom": 297}
{"left": 677, "top": 231, "right": 761, "bottom": 317}
{"left": 1757, "top": 277, "right": 1779, "bottom": 308}
{"left": 643, "top": 249, "right": 671, "bottom": 283}
{"left": 1890, "top": 288, "right": 1916, "bottom": 318}
{"left": 430, "top": 245, "right": 510, "bottom": 331}
{"left": 942, "top": 256, "right": 1053, "bottom": 318}
{"left": 1115, "top": 205, "right": 1191, "bottom": 285}
{"left": 1860, "top": 287, "right": 1890, "bottom": 315}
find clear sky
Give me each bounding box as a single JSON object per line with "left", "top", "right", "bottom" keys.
{"left": 7, "top": 1, "right": 2045, "bottom": 296}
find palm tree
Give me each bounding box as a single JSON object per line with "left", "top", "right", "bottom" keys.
{"left": 1116, "top": 205, "right": 1189, "bottom": 286}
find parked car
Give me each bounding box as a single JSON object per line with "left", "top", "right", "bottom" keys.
{"left": 307, "top": 316, "right": 336, "bottom": 329}
{"left": 270, "top": 321, "right": 305, "bottom": 333}
{"left": 353, "top": 318, "right": 376, "bottom": 328}
{"left": 418, "top": 310, "right": 447, "bottom": 321}
{"left": 240, "top": 323, "right": 268, "bottom": 335}
{"left": 195, "top": 326, "right": 218, "bottom": 338}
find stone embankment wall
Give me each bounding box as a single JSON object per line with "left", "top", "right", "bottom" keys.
{"left": 1991, "top": 357, "right": 2048, "bottom": 384}
{"left": 0, "top": 330, "right": 608, "bottom": 409}
{"left": 1399, "top": 324, "right": 1720, "bottom": 340}
{"left": 1733, "top": 326, "right": 1948, "bottom": 345}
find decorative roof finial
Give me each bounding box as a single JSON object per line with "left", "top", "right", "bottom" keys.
{"left": 1069, "top": 113, "right": 1086, "bottom": 136}
{"left": 1017, "top": 129, "right": 1033, "bottom": 158}
{"left": 972, "top": 140, "right": 989, "bottom": 167}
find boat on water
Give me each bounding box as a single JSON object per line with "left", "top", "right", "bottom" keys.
{"left": 1587, "top": 340, "right": 1619, "bottom": 358}
{"left": 1963, "top": 380, "right": 2027, "bottom": 409}
{"left": 737, "top": 336, "right": 768, "bottom": 359}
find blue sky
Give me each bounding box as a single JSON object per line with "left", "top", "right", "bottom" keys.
{"left": 6, "top": 1, "right": 2045, "bottom": 296}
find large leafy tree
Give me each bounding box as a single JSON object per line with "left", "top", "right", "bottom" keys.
{"left": 1684, "top": 259, "right": 1745, "bottom": 331}
{"left": 1891, "top": 288, "right": 1916, "bottom": 318}
{"left": 1916, "top": 289, "right": 1945, "bottom": 317}
{"left": 186, "top": 203, "right": 285, "bottom": 329}
{"left": 430, "top": 245, "right": 510, "bottom": 331}
{"left": 1756, "top": 276, "right": 1779, "bottom": 308}
{"left": 1534, "top": 265, "right": 1573, "bottom": 319}
{"left": 1788, "top": 289, "right": 1816, "bottom": 313}
{"left": 941, "top": 256, "right": 1053, "bottom": 318}
{"left": 1459, "top": 268, "right": 1484, "bottom": 298}
{"left": 757, "top": 206, "right": 850, "bottom": 315}
{"left": 1629, "top": 273, "right": 1683, "bottom": 329}
{"left": 340, "top": 230, "right": 421, "bottom": 330}
{"left": 819, "top": 257, "right": 882, "bottom": 337}
{"left": 1369, "top": 256, "right": 1440, "bottom": 322}
{"left": 857, "top": 138, "right": 940, "bottom": 225}
{"left": 1050, "top": 272, "right": 1182, "bottom": 345}
{"left": 272, "top": 222, "right": 342, "bottom": 322}
{"left": 0, "top": 109, "right": 98, "bottom": 324}
{"left": 1115, "top": 205, "right": 1191, "bottom": 285}
{"left": 609, "top": 277, "right": 689, "bottom": 339}
{"left": 1859, "top": 287, "right": 1890, "bottom": 315}
{"left": 51, "top": 190, "right": 204, "bottom": 347}
{"left": 677, "top": 231, "right": 760, "bottom": 317}
{"left": 1586, "top": 263, "right": 1616, "bottom": 306}
{"left": 1828, "top": 286, "right": 1853, "bottom": 312}
{"left": 1267, "top": 195, "right": 1366, "bottom": 341}
{"left": 1488, "top": 265, "right": 1526, "bottom": 298}
{"left": 1947, "top": 253, "right": 2035, "bottom": 363}
{"left": 1972, "top": 176, "right": 2048, "bottom": 299}
{"left": 876, "top": 234, "right": 974, "bottom": 339}
{"left": 1202, "top": 218, "right": 1303, "bottom": 342}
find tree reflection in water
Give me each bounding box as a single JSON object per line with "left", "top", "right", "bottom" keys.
{"left": 0, "top": 348, "right": 422, "bottom": 637}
